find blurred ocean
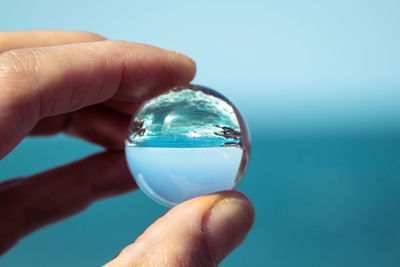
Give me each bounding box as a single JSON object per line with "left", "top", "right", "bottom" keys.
{"left": 1, "top": 132, "right": 400, "bottom": 266}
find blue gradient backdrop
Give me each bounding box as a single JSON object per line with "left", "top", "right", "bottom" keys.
{"left": 1, "top": 1, "right": 400, "bottom": 266}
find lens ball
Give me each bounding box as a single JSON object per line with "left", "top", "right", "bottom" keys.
{"left": 125, "top": 84, "right": 250, "bottom": 206}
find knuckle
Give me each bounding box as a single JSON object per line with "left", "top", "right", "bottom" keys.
{"left": 0, "top": 48, "right": 42, "bottom": 120}
{"left": 0, "top": 48, "right": 40, "bottom": 84}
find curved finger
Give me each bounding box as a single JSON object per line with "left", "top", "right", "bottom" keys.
{"left": 104, "top": 191, "right": 255, "bottom": 267}
{"left": 0, "top": 40, "right": 196, "bottom": 158}
{"left": 0, "top": 151, "right": 136, "bottom": 255}
{"left": 30, "top": 105, "right": 132, "bottom": 150}
{"left": 29, "top": 99, "right": 142, "bottom": 151}
{"left": 0, "top": 30, "right": 105, "bottom": 53}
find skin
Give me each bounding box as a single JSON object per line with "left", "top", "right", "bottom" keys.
{"left": 0, "top": 31, "right": 255, "bottom": 266}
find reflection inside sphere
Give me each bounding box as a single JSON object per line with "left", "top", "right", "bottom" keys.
{"left": 125, "top": 84, "right": 250, "bottom": 207}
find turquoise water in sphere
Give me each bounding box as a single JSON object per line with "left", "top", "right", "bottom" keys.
{"left": 125, "top": 84, "right": 250, "bottom": 206}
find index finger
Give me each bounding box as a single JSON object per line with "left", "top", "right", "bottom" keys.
{"left": 0, "top": 30, "right": 105, "bottom": 53}
{"left": 0, "top": 40, "right": 196, "bottom": 159}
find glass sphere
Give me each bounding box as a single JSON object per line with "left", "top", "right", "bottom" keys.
{"left": 125, "top": 84, "right": 250, "bottom": 207}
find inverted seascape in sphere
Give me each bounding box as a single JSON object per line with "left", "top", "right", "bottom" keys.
{"left": 125, "top": 84, "right": 250, "bottom": 207}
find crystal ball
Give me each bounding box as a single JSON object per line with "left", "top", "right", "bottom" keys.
{"left": 125, "top": 84, "right": 250, "bottom": 207}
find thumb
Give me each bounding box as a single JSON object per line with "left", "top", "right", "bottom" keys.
{"left": 104, "top": 191, "right": 255, "bottom": 267}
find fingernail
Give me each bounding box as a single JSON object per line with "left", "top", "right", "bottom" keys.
{"left": 204, "top": 193, "right": 254, "bottom": 263}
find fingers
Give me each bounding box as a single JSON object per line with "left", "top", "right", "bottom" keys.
{"left": 0, "top": 151, "right": 136, "bottom": 255}
{"left": 0, "top": 40, "right": 196, "bottom": 158}
{"left": 0, "top": 30, "right": 121, "bottom": 149}
{"left": 30, "top": 105, "right": 132, "bottom": 150}
{"left": 104, "top": 191, "right": 255, "bottom": 267}
{"left": 0, "top": 30, "right": 105, "bottom": 53}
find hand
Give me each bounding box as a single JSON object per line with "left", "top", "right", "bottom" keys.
{"left": 0, "top": 31, "right": 255, "bottom": 266}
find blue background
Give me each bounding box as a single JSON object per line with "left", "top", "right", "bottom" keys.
{"left": 1, "top": 0, "right": 400, "bottom": 266}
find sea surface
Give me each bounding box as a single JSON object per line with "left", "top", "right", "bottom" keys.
{"left": 1, "top": 133, "right": 400, "bottom": 266}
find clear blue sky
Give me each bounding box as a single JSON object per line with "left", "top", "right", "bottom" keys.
{"left": 2, "top": 0, "right": 400, "bottom": 134}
